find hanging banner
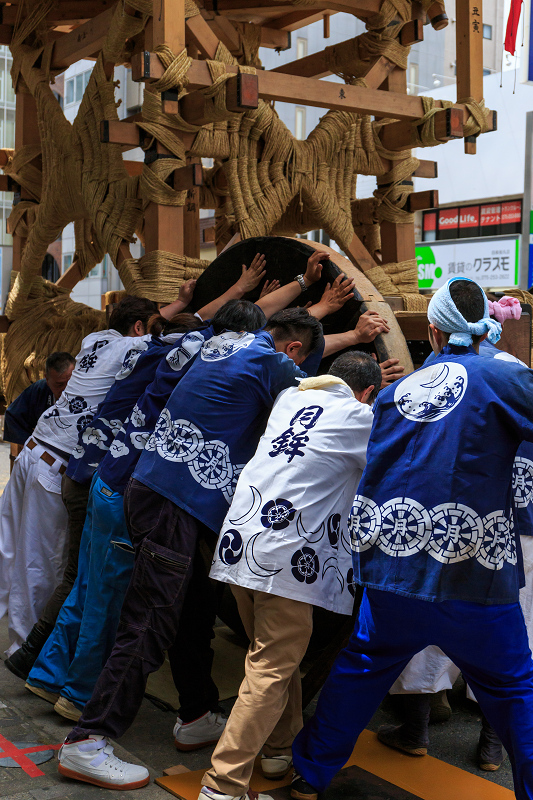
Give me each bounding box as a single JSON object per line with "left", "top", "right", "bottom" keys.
{"left": 416, "top": 237, "right": 520, "bottom": 290}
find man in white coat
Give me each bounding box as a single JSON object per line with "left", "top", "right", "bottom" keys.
{"left": 199, "top": 350, "right": 381, "bottom": 800}
{"left": 0, "top": 293, "right": 193, "bottom": 673}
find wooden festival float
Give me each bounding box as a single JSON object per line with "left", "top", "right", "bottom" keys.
{"left": 0, "top": 0, "right": 517, "bottom": 407}
{"left": 0, "top": 0, "right": 531, "bottom": 711}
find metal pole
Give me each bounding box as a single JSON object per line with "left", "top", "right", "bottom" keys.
{"left": 520, "top": 110, "right": 533, "bottom": 289}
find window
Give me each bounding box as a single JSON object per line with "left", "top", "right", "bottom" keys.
{"left": 296, "top": 38, "right": 308, "bottom": 59}
{"left": 483, "top": 24, "right": 492, "bottom": 39}
{"left": 408, "top": 62, "right": 419, "bottom": 95}
{"left": 63, "top": 254, "right": 73, "bottom": 273}
{"left": 295, "top": 106, "right": 306, "bottom": 140}
{"left": 65, "top": 69, "right": 92, "bottom": 106}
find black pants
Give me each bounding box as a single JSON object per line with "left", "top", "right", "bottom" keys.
{"left": 67, "top": 478, "right": 217, "bottom": 742}
{"left": 40, "top": 475, "right": 91, "bottom": 629}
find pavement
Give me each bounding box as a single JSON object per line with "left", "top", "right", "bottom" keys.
{"left": 0, "top": 437, "right": 516, "bottom": 798}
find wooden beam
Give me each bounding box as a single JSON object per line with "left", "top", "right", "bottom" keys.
{"left": 381, "top": 220, "right": 416, "bottom": 263}
{"left": 395, "top": 311, "right": 429, "bottom": 339}
{"left": 253, "top": 24, "right": 291, "bottom": 49}
{"left": 379, "top": 107, "right": 464, "bottom": 150}
{"left": 266, "top": 9, "right": 333, "bottom": 30}
{"left": 164, "top": 73, "right": 258, "bottom": 122}
{"left": 456, "top": 0, "right": 484, "bottom": 154}
{"left": 0, "top": 24, "right": 13, "bottom": 45}
{"left": 363, "top": 56, "right": 397, "bottom": 90}
{"left": 186, "top": 14, "right": 220, "bottom": 59}
{"left": 400, "top": 18, "right": 424, "bottom": 45}
{"left": 174, "top": 163, "right": 203, "bottom": 190}
{"left": 101, "top": 120, "right": 197, "bottom": 152}
{"left": 12, "top": 92, "right": 40, "bottom": 274}
{"left": 101, "top": 120, "right": 145, "bottom": 148}
{"left": 52, "top": 4, "right": 117, "bottom": 69}
{"left": 323, "top": 12, "right": 331, "bottom": 38}
{"left": 0, "top": 175, "right": 17, "bottom": 192}
{"left": 0, "top": 149, "right": 13, "bottom": 168}
{"left": 427, "top": 0, "right": 449, "bottom": 30}
{"left": 204, "top": 14, "right": 241, "bottom": 51}
{"left": 132, "top": 55, "right": 493, "bottom": 127}
{"left": 2, "top": 1, "right": 114, "bottom": 25}
{"left": 413, "top": 159, "right": 438, "bottom": 178}
{"left": 123, "top": 160, "right": 144, "bottom": 176}
{"left": 345, "top": 233, "right": 380, "bottom": 276}
{"left": 380, "top": 158, "right": 437, "bottom": 178}
{"left": 406, "top": 189, "right": 439, "bottom": 212}
{"left": 183, "top": 159, "right": 201, "bottom": 259}
{"left": 56, "top": 258, "right": 84, "bottom": 290}
{"left": 202, "top": 0, "right": 380, "bottom": 17}
{"left": 143, "top": 0, "right": 186, "bottom": 258}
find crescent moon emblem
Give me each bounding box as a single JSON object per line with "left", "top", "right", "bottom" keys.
{"left": 229, "top": 485, "right": 262, "bottom": 526}
{"left": 420, "top": 363, "right": 449, "bottom": 389}
{"left": 322, "top": 556, "right": 345, "bottom": 591}
{"left": 54, "top": 416, "right": 73, "bottom": 429}
{"left": 296, "top": 511, "right": 325, "bottom": 544}
{"left": 245, "top": 532, "right": 282, "bottom": 578}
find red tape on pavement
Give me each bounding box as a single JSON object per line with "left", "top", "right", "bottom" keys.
{"left": 0, "top": 733, "right": 61, "bottom": 777}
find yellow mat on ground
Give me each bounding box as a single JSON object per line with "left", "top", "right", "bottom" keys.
{"left": 146, "top": 625, "right": 247, "bottom": 708}
{"left": 156, "top": 730, "right": 515, "bottom": 800}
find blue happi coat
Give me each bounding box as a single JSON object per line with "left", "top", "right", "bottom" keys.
{"left": 133, "top": 330, "right": 316, "bottom": 532}
{"left": 99, "top": 327, "right": 212, "bottom": 495}
{"left": 349, "top": 344, "right": 533, "bottom": 605}
{"left": 66, "top": 335, "right": 171, "bottom": 485}
{"left": 425, "top": 340, "right": 533, "bottom": 539}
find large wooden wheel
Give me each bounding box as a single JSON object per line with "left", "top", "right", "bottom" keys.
{"left": 191, "top": 235, "right": 414, "bottom": 372}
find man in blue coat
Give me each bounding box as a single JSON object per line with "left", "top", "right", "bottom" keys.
{"left": 3, "top": 352, "right": 75, "bottom": 445}
{"left": 290, "top": 278, "right": 533, "bottom": 800}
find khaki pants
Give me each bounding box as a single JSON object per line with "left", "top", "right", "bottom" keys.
{"left": 202, "top": 586, "right": 313, "bottom": 797}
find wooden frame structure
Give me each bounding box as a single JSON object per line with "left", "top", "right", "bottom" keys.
{"left": 0, "top": 0, "right": 497, "bottom": 400}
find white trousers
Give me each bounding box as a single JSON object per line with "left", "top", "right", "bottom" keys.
{"left": 0, "top": 445, "right": 68, "bottom": 655}
{"left": 390, "top": 536, "right": 533, "bottom": 696}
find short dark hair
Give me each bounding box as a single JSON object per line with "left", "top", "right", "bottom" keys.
{"left": 266, "top": 308, "right": 323, "bottom": 357}
{"left": 108, "top": 296, "right": 158, "bottom": 336}
{"left": 447, "top": 280, "right": 486, "bottom": 345}
{"left": 449, "top": 280, "right": 485, "bottom": 323}
{"left": 45, "top": 351, "right": 75, "bottom": 375}
{"left": 329, "top": 351, "right": 382, "bottom": 403}
{"left": 212, "top": 299, "right": 266, "bottom": 334}
{"left": 147, "top": 313, "right": 203, "bottom": 337}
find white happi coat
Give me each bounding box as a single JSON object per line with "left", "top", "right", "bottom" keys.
{"left": 210, "top": 377, "right": 373, "bottom": 615}
{"left": 0, "top": 329, "right": 151, "bottom": 653}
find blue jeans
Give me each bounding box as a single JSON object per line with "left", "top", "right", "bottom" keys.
{"left": 293, "top": 588, "right": 533, "bottom": 800}
{"left": 28, "top": 476, "right": 134, "bottom": 707}
{"left": 29, "top": 477, "right": 219, "bottom": 723}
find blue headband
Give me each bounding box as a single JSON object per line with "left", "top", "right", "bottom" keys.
{"left": 427, "top": 278, "right": 501, "bottom": 346}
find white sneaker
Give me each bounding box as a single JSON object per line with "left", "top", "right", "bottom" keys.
{"left": 261, "top": 754, "right": 293, "bottom": 779}
{"left": 58, "top": 735, "right": 150, "bottom": 790}
{"left": 198, "top": 787, "right": 273, "bottom": 799}
{"left": 173, "top": 711, "right": 227, "bottom": 751}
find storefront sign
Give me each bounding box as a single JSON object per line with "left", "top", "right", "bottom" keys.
{"left": 501, "top": 200, "right": 522, "bottom": 224}
{"left": 459, "top": 206, "right": 479, "bottom": 229}
{"left": 438, "top": 208, "right": 458, "bottom": 230}
{"left": 481, "top": 204, "right": 501, "bottom": 226}
{"left": 416, "top": 237, "right": 520, "bottom": 290}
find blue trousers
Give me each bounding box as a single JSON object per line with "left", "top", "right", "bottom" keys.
{"left": 27, "top": 476, "right": 134, "bottom": 708}
{"left": 293, "top": 588, "right": 533, "bottom": 800}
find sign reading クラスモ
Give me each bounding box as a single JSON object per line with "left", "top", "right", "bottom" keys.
{"left": 416, "top": 236, "right": 520, "bottom": 290}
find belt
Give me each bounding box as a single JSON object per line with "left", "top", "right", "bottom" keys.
{"left": 27, "top": 439, "right": 67, "bottom": 475}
